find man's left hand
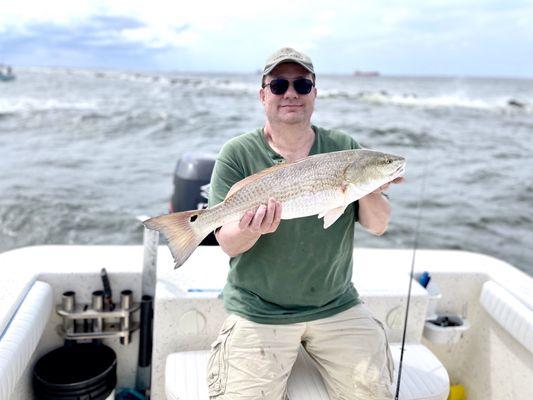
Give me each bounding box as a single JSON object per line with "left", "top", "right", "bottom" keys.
{"left": 372, "top": 177, "right": 405, "bottom": 194}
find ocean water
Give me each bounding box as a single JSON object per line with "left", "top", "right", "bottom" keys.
{"left": 1, "top": 68, "right": 532, "bottom": 275}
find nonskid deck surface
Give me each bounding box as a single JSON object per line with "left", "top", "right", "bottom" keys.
{"left": 165, "top": 344, "right": 449, "bottom": 400}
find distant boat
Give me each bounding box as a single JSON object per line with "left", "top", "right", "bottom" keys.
{"left": 0, "top": 64, "right": 16, "bottom": 81}
{"left": 353, "top": 70, "right": 380, "bottom": 77}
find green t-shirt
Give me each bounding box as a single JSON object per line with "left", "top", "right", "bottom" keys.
{"left": 208, "top": 125, "right": 362, "bottom": 324}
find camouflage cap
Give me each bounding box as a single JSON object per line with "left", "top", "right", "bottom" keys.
{"left": 262, "top": 47, "right": 314, "bottom": 76}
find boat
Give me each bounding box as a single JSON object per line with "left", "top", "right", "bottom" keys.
{"left": 0, "top": 65, "right": 15, "bottom": 82}
{"left": 353, "top": 70, "right": 380, "bottom": 77}
{"left": 1, "top": 154, "right": 532, "bottom": 400}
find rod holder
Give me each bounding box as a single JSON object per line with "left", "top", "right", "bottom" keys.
{"left": 57, "top": 289, "right": 140, "bottom": 344}
{"left": 92, "top": 290, "right": 104, "bottom": 333}
{"left": 120, "top": 290, "right": 133, "bottom": 345}
{"left": 61, "top": 291, "right": 76, "bottom": 334}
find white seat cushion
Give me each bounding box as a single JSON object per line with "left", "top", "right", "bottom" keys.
{"left": 480, "top": 280, "right": 533, "bottom": 354}
{"left": 166, "top": 350, "right": 210, "bottom": 400}
{"left": 165, "top": 344, "right": 449, "bottom": 400}
{"left": 0, "top": 281, "right": 53, "bottom": 400}
{"left": 389, "top": 344, "right": 449, "bottom": 400}
{"left": 0, "top": 270, "right": 37, "bottom": 336}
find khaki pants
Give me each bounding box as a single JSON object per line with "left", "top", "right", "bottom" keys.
{"left": 206, "top": 303, "right": 394, "bottom": 400}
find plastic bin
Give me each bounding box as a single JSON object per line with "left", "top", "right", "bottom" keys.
{"left": 33, "top": 343, "right": 116, "bottom": 400}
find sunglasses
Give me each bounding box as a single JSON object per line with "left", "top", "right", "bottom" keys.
{"left": 262, "top": 78, "right": 315, "bottom": 95}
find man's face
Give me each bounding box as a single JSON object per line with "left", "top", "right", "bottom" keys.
{"left": 260, "top": 63, "right": 317, "bottom": 126}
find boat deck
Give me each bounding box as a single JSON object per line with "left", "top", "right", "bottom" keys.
{"left": 1, "top": 245, "right": 532, "bottom": 399}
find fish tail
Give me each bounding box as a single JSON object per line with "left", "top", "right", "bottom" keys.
{"left": 143, "top": 209, "right": 210, "bottom": 268}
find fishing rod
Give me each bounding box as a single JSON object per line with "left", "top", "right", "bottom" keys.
{"left": 394, "top": 159, "right": 428, "bottom": 400}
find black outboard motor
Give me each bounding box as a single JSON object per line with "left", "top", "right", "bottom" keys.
{"left": 170, "top": 152, "right": 218, "bottom": 245}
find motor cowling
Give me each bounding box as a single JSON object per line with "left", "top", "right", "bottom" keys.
{"left": 170, "top": 152, "right": 218, "bottom": 245}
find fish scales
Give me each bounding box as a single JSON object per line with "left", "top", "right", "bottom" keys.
{"left": 203, "top": 153, "right": 350, "bottom": 227}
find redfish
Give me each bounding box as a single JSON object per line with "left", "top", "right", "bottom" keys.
{"left": 144, "top": 149, "right": 405, "bottom": 268}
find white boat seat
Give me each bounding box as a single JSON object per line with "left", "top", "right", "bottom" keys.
{"left": 0, "top": 281, "right": 53, "bottom": 400}
{"left": 389, "top": 344, "right": 449, "bottom": 400}
{"left": 0, "top": 270, "right": 37, "bottom": 336}
{"left": 165, "top": 343, "right": 449, "bottom": 400}
{"left": 480, "top": 280, "right": 533, "bottom": 354}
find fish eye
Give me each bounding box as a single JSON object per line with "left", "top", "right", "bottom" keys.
{"left": 385, "top": 158, "right": 392, "bottom": 164}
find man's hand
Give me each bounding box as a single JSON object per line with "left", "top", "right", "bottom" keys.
{"left": 359, "top": 176, "right": 405, "bottom": 236}
{"left": 216, "top": 198, "right": 282, "bottom": 257}
{"left": 371, "top": 176, "right": 405, "bottom": 194}
{"left": 239, "top": 198, "right": 282, "bottom": 234}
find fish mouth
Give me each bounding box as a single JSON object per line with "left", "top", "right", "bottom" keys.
{"left": 392, "top": 163, "right": 406, "bottom": 178}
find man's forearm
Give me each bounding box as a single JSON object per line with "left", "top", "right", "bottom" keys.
{"left": 358, "top": 193, "right": 391, "bottom": 235}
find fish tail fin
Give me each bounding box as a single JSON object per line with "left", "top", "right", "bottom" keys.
{"left": 143, "top": 209, "right": 209, "bottom": 268}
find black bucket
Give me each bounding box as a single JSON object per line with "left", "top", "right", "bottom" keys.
{"left": 33, "top": 343, "right": 117, "bottom": 400}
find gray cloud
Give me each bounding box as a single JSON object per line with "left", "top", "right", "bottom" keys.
{"left": 1, "top": 1, "right": 532, "bottom": 76}
{"left": 0, "top": 15, "right": 189, "bottom": 68}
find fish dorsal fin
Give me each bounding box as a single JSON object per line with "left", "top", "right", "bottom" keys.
{"left": 224, "top": 162, "right": 293, "bottom": 200}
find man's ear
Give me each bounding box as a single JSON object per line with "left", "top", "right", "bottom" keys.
{"left": 259, "top": 88, "right": 266, "bottom": 104}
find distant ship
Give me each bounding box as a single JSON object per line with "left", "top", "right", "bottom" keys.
{"left": 353, "top": 70, "right": 380, "bottom": 77}
{"left": 0, "top": 64, "right": 16, "bottom": 81}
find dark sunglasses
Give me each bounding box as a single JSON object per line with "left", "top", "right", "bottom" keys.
{"left": 262, "top": 78, "right": 315, "bottom": 95}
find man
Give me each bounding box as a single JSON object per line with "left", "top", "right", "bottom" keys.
{"left": 207, "top": 47, "right": 402, "bottom": 399}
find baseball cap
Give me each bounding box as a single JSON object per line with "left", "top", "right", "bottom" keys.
{"left": 262, "top": 47, "right": 314, "bottom": 76}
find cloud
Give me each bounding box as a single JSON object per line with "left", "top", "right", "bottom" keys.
{"left": 1, "top": 14, "right": 189, "bottom": 50}
{"left": 0, "top": 0, "right": 532, "bottom": 76}
{"left": 0, "top": 11, "right": 193, "bottom": 69}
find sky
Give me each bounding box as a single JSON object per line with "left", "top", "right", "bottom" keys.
{"left": 1, "top": 0, "right": 532, "bottom": 77}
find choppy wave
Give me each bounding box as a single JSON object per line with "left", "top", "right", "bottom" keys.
{"left": 15, "top": 68, "right": 531, "bottom": 114}
{"left": 0, "top": 97, "right": 98, "bottom": 114}
{"left": 319, "top": 89, "right": 532, "bottom": 113}
{"left": 369, "top": 127, "right": 445, "bottom": 148}
{"left": 4, "top": 89, "right": 529, "bottom": 119}
{"left": 0, "top": 195, "right": 142, "bottom": 249}
{"left": 67, "top": 68, "right": 261, "bottom": 94}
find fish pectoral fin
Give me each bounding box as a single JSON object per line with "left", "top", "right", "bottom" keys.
{"left": 321, "top": 205, "right": 349, "bottom": 229}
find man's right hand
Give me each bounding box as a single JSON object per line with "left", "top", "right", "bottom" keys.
{"left": 215, "top": 198, "right": 282, "bottom": 257}
{"left": 239, "top": 198, "right": 282, "bottom": 234}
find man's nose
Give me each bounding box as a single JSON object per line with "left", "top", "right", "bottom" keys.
{"left": 283, "top": 83, "right": 299, "bottom": 98}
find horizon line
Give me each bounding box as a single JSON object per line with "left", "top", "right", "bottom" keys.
{"left": 8, "top": 64, "right": 533, "bottom": 81}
